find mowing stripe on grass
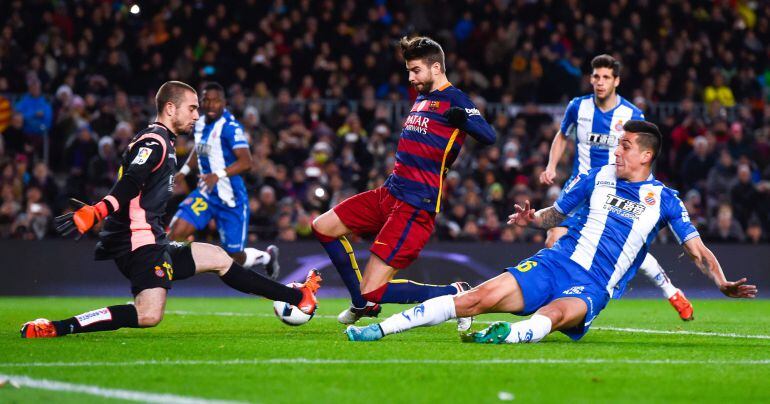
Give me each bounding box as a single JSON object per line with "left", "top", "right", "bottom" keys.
{"left": 0, "top": 373, "right": 246, "bottom": 404}
{"left": 166, "top": 310, "right": 770, "bottom": 340}
{"left": 1, "top": 358, "right": 770, "bottom": 368}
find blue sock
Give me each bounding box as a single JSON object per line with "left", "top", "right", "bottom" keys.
{"left": 316, "top": 235, "right": 367, "bottom": 308}
{"left": 379, "top": 280, "right": 458, "bottom": 304}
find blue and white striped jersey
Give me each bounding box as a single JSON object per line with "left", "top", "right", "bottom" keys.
{"left": 551, "top": 165, "right": 699, "bottom": 298}
{"left": 560, "top": 94, "right": 645, "bottom": 177}
{"left": 193, "top": 109, "right": 249, "bottom": 207}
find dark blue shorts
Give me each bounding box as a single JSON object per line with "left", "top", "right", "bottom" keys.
{"left": 506, "top": 249, "right": 610, "bottom": 340}
{"left": 173, "top": 189, "right": 249, "bottom": 253}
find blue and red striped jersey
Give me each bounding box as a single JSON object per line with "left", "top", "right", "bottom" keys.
{"left": 384, "top": 83, "right": 496, "bottom": 212}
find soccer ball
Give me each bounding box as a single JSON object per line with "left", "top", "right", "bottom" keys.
{"left": 272, "top": 282, "right": 314, "bottom": 326}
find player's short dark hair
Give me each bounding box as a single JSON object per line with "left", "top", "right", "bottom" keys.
{"left": 399, "top": 36, "right": 445, "bottom": 73}
{"left": 156, "top": 81, "right": 196, "bottom": 114}
{"left": 623, "top": 120, "right": 661, "bottom": 162}
{"left": 591, "top": 54, "right": 621, "bottom": 77}
{"left": 202, "top": 81, "right": 226, "bottom": 98}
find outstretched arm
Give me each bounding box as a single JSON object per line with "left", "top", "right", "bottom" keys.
{"left": 682, "top": 236, "right": 757, "bottom": 298}
{"left": 507, "top": 200, "right": 566, "bottom": 230}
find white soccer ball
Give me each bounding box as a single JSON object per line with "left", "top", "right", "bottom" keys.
{"left": 272, "top": 282, "right": 314, "bottom": 326}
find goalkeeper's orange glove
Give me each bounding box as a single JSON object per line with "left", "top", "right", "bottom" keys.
{"left": 54, "top": 198, "right": 109, "bottom": 239}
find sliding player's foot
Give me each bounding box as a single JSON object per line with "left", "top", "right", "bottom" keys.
{"left": 345, "top": 324, "right": 384, "bottom": 342}
{"left": 452, "top": 282, "right": 474, "bottom": 331}
{"left": 668, "top": 289, "right": 694, "bottom": 321}
{"left": 461, "top": 321, "right": 511, "bottom": 344}
{"left": 265, "top": 245, "right": 280, "bottom": 280}
{"left": 20, "top": 318, "right": 58, "bottom": 338}
{"left": 337, "top": 303, "right": 381, "bottom": 325}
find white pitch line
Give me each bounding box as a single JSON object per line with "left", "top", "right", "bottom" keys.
{"left": 0, "top": 373, "right": 247, "bottom": 404}
{"left": 591, "top": 326, "right": 770, "bottom": 340}
{"left": 1, "top": 358, "right": 770, "bottom": 368}
{"left": 166, "top": 310, "right": 770, "bottom": 340}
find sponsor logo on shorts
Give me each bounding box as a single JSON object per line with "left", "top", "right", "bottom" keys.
{"left": 374, "top": 240, "right": 388, "bottom": 246}
{"left": 562, "top": 286, "right": 585, "bottom": 295}
{"left": 155, "top": 266, "right": 165, "bottom": 278}
{"left": 75, "top": 308, "right": 112, "bottom": 327}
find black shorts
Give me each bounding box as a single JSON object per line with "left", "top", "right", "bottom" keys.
{"left": 114, "top": 242, "right": 196, "bottom": 295}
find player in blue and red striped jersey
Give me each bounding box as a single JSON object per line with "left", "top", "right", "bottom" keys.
{"left": 312, "top": 36, "right": 496, "bottom": 326}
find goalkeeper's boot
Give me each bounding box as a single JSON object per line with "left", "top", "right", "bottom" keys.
{"left": 461, "top": 321, "right": 512, "bottom": 344}
{"left": 345, "top": 324, "right": 384, "bottom": 342}
{"left": 668, "top": 289, "right": 694, "bottom": 321}
{"left": 337, "top": 303, "right": 382, "bottom": 325}
{"left": 297, "top": 269, "right": 322, "bottom": 315}
{"left": 20, "top": 318, "right": 58, "bottom": 339}
{"left": 265, "top": 245, "right": 280, "bottom": 280}
{"left": 453, "top": 281, "right": 474, "bottom": 332}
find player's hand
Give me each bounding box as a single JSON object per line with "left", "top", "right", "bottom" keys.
{"left": 54, "top": 198, "right": 108, "bottom": 240}
{"left": 719, "top": 278, "right": 758, "bottom": 298}
{"left": 507, "top": 199, "right": 536, "bottom": 227}
{"left": 539, "top": 168, "right": 557, "bottom": 185}
{"left": 199, "top": 173, "right": 219, "bottom": 192}
{"left": 443, "top": 106, "right": 468, "bottom": 128}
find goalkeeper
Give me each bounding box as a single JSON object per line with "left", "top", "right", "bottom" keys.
{"left": 20, "top": 81, "right": 321, "bottom": 338}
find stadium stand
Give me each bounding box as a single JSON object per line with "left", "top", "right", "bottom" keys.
{"left": 0, "top": 0, "right": 768, "bottom": 243}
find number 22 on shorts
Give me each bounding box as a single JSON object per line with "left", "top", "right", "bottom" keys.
{"left": 191, "top": 197, "right": 208, "bottom": 215}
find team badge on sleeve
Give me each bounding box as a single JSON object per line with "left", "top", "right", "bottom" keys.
{"left": 132, "top": 147, "right": 153, "bottom": 165}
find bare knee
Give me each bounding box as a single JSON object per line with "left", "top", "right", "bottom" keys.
{"left": 312, "top": 211, "right": 348, "bottom": 239}
{"left": 191, "top": 242, "right": 234, "bottom": 276}
{"left": 136, "top": 304, "right": 164, "bottom": 327}
{"left": 454, "top": 288, "right": 494, "bottom": 317}
{"left": 210, "top": 245, "right": 233, "bottom": 275}
{"left": 535, "top": 306, "right": 565, "bottom": 327}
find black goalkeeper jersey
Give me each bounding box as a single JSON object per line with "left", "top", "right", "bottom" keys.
{"left": 95, "top": 122, "right": 178, "bottom": 260}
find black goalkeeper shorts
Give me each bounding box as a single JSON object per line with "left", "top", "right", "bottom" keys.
{"left": 114, "top": 242, "right": 196, "bottom": 295}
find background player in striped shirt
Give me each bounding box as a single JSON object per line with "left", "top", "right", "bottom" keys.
{"left": 170, "top": 82, "right": 279, "bottom": 279}
{"left": 540, "top": 55, "right": 694, "bottom": 320}
{"left": 347, "top": 121, "right": 756, "bottom": 343}
{"left": 312, "top": 36, "right": 496, "bottom": 325}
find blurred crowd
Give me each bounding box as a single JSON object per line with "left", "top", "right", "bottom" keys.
{"left": 1, "top": 0, "right": 769, "bottom": 244}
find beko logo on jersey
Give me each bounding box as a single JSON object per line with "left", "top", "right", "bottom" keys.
{"left": 587, "top": 132, "right": 618, "bottom": 149}
{"left": 603, "top": 194, "right": 646, "bottom": 219}
{"left": 465, "top": 108, "right": 481, "bottom": 116}
{"left": 404, "top": 114, "right": 429, "bottom": 134}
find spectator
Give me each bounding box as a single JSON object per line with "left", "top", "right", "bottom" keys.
{"left": 13, "top": 77, "right": 52, "bottom": 143}
{"left": 11, "top": 185, "right": 52, "bottom": 240}
{"left": 706, "top": 204, "right": 745, "bottom": 243}
{"left": 680, "top": 136, "right": 714, "bottom": 192}
{"left": 730, "top": 164, "right": 760, "bottom": 229}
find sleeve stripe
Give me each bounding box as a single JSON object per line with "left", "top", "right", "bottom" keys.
{"left": 553, "top": 202, "right": 565, "bottom": 214}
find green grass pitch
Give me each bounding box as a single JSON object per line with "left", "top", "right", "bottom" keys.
{"left": 0, "top": 297, "right": 768, "bottom": 403}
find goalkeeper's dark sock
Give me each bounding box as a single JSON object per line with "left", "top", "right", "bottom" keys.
{"left": 52, "top": 305, "right": 139, "bottom": 335}
{"left": 313, "top": 229, "right": 368, "bottom": 308}
{"left": 220, "top": 261, "right": 302, "bottom": 305}
{"left": 365, "top": 280, "right": 458, "bottom": 304}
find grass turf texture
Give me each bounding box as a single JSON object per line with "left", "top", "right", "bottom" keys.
{"left": 0, "top": 297, "right": 768, "bottom": 403}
